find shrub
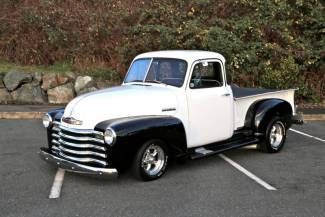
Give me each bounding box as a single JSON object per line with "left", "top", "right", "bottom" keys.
{"left": 0, "top": 0, "right": 323, "bottom": 101}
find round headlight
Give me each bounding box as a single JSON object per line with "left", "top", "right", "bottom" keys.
{"left": 104, "top": 128, "right": 116, "bottom": 145}
{"left": 42, "top": 113, "right": 52, "bottom": 128}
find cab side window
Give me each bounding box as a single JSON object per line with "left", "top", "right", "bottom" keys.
{"left": 189, "top": 62, "right": 223, "bottom": 89}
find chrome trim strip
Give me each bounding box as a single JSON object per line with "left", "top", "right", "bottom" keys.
{"left": 58, "top": 132, "right": 105, "bottom": 144}
{"left": 59, "top": 125, "right": 103, "bottom": 136}
{"left": 52, "top": 126, "right": 60, "bottom": 132}
{"left": 52, "top": 139, "right": 60, "bottom": 145}
{"left": 52, "top": 133, "right": 60, "bottom": 138}
{"left": 59, "top": 152, "right": 107, "bottom": 166}
{"left": 51, "top": 145, "right": 60, "bottom": 151}
{"left": 56, "top": 139, "right": 106, "bottom": 151}
{"left": 59, "top": 145, "right": 106, "bottom": 158}
{"left": 52, "top": 151, "right": 59, "bottom": 155}
{"left": 39, "top": 149, "right": 117, "bottom": 177}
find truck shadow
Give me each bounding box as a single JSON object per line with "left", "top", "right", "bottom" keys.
{"left": 65, "top": 147, "right": 261, "bottom": 185}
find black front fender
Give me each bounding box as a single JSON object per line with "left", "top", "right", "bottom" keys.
{"left": 46, "top": 108, "right": 64, "bottom": 148}
{"left": 95, "top": 116, "right": 187, "bottom": 169}
{"left": 48, "top": 108, "right": 65, "bottom": 122}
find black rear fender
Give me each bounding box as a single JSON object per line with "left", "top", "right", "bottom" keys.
{"left": 244, "top": 99, "right": 293, "bottom": 135}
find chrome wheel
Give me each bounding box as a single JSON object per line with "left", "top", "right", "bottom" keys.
{"left": 269, "top": 121, "right": 285, "bottom": 149}
{"left": 141, "top": 144, "right": 165, "bottom": 176}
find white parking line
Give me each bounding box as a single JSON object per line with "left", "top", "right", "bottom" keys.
{"left": 49, "top": 168, "right": 65, "bottom": 199}
{"left": 289, "top": 128, "right": 325, "bottom": 143}
{"left": 219, "top": 154, "right": 277, "bottom": 191}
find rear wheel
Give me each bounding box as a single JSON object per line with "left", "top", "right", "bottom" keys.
{"left": 257, "top": 116, "right": 287, "bottom": 153}
{"left": 133, "top": 140, "right": 169, "bottom": 181}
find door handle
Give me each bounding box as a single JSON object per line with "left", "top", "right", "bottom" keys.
{"left": 222, "top": 93, "right": 230, "bottom": 96}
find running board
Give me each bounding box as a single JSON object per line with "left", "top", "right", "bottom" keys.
{"left": 190, "top": 138, "right": 259, "bottom": 160}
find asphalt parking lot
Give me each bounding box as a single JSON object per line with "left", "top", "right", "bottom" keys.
{"left": 0, "top": 120, "right": 324, "bottom": 217}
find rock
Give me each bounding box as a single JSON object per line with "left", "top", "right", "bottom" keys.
{"left": 0, "top": 88, "right": 12, "bottom": 104}
{"left": 57, "top": 74, "right": 69, "bottom": 86}
{"left": 95, "top": 80, "right": 107, "bottom": 89}
{"left": 11, "top": 83, "right": 47, "bottom": 104}
{"left": 47, "top": 82, "right": 75, "bottom": 104}
{"left": 57, "top": 73, "right": 75, "bottom": 86}
{"left": 3, "top": 71, "right": 32, "bottom": 91}
{"left": 77, "top": 87, "right": 98, "bottom": 96}
{"left": 41, "top": 74, "right": 58, "bottom": 91}
{"left": 57, "top": 72, "right": 77, "bottom": 86}
{"left": 42, "top": 72, "right": 77, "bottom": 90}
{"left": 33, "top": 72, "right": 43, "bottom": 84}
{"left": 74, "top": 76, "right": 95, "bottom": 94}
{"left": 64, "top": 71, "right": 76, "bottom": 81}
{"left": 0, "top": 74, "right": 5, "bottom": 88}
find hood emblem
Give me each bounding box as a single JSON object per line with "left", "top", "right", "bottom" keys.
{"left": 162, "top": 107, "right": 176, "bottom": 112}
{"left": 62, "top": 117, "right": 83, "bottom": 125}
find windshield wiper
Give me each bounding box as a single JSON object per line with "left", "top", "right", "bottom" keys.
{"left": 146, "top": 80, "right": 164, "bottom": 85}
{"left": 128, "top": 79, "right": 143, "bottom": 83}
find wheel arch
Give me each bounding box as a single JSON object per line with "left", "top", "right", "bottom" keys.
{"left": 244, "top": 98, "right": 293, "bottom": 134}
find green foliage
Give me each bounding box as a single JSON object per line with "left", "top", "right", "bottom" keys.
{"left": 0, "top": 0, "right": 323, "bottom": 101}
{"left": 260, "top": 56, "right": 308, "bottom": 93}
{"left": 83, "top": 68, "right": 122, "bottom": 81}
{"left": 0, "top": 59, "right": 73, "bottom": 74}
{"left": 0, "top": 59, "right": 121, "bottom": 82}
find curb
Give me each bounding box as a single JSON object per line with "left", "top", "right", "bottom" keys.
{"left": 301, "top": 114, "right": 325, "bottom": 121}
{"left": 0, "top": 112, "right": 45, "bottom": 119}
{"left": 0, "top": 112, "right": 324, "bottom": 121}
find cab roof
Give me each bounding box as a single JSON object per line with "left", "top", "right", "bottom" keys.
{"left": 135, "top": 50, "right": 226, "bottom": 64}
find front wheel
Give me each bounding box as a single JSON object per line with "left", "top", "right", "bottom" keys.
{"left": 257, "top": 116, "right": 287, "bottom": 153}
{"left": 133, "top": 140, "right": 169, "bottom": 181}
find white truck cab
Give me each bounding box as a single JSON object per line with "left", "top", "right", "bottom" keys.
{"left": 40, "top": 50, "right": 303, "bottom": 181}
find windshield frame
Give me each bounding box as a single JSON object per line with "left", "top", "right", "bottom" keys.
{"left": 123, "top": 57, "right": 188, "bottom": 88}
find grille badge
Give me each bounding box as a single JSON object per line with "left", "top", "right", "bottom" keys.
{"left": 62, "top": 117, "right": 83, "bottom": 125}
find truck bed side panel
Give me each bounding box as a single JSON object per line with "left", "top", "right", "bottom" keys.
{"left": 233, "top": 89, "right": 296, "bottom": 129}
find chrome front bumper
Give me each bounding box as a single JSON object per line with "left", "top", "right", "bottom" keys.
{"left": 39, "top": 148, "right": 118, "bottom": 178}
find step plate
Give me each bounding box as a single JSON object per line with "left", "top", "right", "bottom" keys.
{"left": 191, "top": 138, "right": 259, "bottom": 160}
{"left": 195, "top": 147, "right": 214, "bottom": 155}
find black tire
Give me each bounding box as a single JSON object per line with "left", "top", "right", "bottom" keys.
{"left": 133, "top": 139, "right": 169, "bottom": 181}
{"left": 257, "top": 116, "right": 287, "bottom": 153}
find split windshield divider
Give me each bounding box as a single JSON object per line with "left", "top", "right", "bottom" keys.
{"left": 142, "top": 58, "right": 153, "bottom": 82}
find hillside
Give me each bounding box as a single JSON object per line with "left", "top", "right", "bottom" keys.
{"left": 0, "top": 0, "right": 324, "bottom": 102}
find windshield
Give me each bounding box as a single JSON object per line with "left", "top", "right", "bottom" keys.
{"left": 124, "top": 58, "right": 187, "bottom": 87}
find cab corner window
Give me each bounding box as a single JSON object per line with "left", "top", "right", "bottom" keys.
{"left": 189, "top": 61, "right": 223, "bottom": 89}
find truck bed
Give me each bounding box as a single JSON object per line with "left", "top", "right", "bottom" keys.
{"left": 231, "top": 85, "right": 296, "bottom": 129}
{"left": 231, "top": 85, "right": 277, "bottom": 99}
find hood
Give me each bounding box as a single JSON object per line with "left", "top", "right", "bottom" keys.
{"left": 62, "top": 84, "right": 178, "bottom": 129}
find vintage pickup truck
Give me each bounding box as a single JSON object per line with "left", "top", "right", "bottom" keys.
{"left": 39, "top": 50, "right": 303, "bottom": 181}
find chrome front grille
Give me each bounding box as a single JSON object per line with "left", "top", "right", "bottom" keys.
{"left": 50, "top": 122, "right": 108, "bottom": 167}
